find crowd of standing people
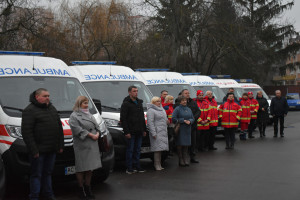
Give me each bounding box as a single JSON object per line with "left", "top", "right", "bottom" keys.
{"left": 120, "top": 86, "right": 289, "bottom": 173}
{"left": 20, "top": 86, "right": 289, "bottom": 200}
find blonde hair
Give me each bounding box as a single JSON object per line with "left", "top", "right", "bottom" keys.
{"left": 151, "top": 96, "right": 161, "bottom": 104}
{"left": 73, "top": 96, "right": 89, "bottom": 111}
{"left": 165, "top": 95, "right": 174, "bottom": 103}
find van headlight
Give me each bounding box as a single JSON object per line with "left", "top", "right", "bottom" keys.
{"left": 99, "top": 120, "right": 108, "bottom": 135}
{"left": 5, "top": 125, "right": 23, "bottom": 139}
{"left": 104, "top": 118, "right": 120, "bottom": 127}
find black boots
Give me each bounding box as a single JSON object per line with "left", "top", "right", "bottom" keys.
{"left": 79, "top": 186, "right": 87, "bottom": 200}
{"left": 79, "top": 185, "right": 95, "bottom": 200}
{"left": 84, "top": 185, "right": 95, "bottom": 200}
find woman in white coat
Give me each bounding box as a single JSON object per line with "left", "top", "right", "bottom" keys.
{"left": 69, "top": 96, "right": 102, "bottom": 200}
{"left": 147, "top": 96, "right": 169, "bottom": 171}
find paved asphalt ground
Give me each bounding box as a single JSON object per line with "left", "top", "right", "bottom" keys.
{"left": 5, "top": 111, "right": 300, "bottom": 200}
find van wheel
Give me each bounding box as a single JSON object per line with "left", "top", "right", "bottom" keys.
{"left": 92, "top": 168, "right": 110, "bottom": 185}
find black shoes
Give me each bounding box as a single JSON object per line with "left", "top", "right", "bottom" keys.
{"left": 248, "top": 135, "right": 255, "bottom": 139}
{"left": 280, "top": 135, "right": 284, "bottom": 138}
{"left": 190, "top": 158, "right": 199, "bottom": 163}
{"left": 273, "top": 135, "right": 278, "bottom": 138}
{"left": 209, "top": 147, "right": 218, "bottom": 150}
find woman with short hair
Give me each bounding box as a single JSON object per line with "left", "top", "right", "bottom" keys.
{"left": 172, "top": 96, "right": 194, "bottom": 167}
{"left": 69, "top": 96, "right": 102, "bottom": 200}
{"left": 147, "top": 96, "right": 169, "bottom": 171}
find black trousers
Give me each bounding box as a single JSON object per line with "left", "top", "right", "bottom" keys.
{"left": 248, "top": 119, "right": 256, "bottom": 136}
{"left": 208, "top": 126, "right": 217, "bottom": 148}
{"left": 224, "top": 128, "right": 235, "bottom": 147}
{"left": 190, "top": 126, "right": 197, "bottom": 159}
{"left": 198, "top": 129, "right": 209, "bottom": 150}
{"left": 273, "top": 115, "right": 284, "bottom": 136}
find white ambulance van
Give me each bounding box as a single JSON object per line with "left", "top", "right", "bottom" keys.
{"left": 69, "top": 62, "right": 154, "bottom": 161}
{"left": 0, "top": 52, "right": 114, "bottom": 190}
{"left": 212, "top": 77, "right": 244, "bottom": 100}
{"left": 182, "top": 74, "right": 226, "bottom": 104}
{"left": 237, "top": 80, "right": 272, "bottom": 122}
{"left": 135, "top": 69, "right": 197, "bottom": 99}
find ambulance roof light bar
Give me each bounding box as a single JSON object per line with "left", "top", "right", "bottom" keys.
{"left": 0, "top": 51, "right": 45, "bottom": 56}
{"left": 71, "top": 61, "right": 117, "bottom": 65}
{"left": 209, "top": 75, "right": 231, "bottom": 79}
{"left": 181, "top": 73, "right": 201, "bottom": 75}
{"left": 235, "top": 79, "right": 253, "bottom": 83}
{"left": 135, "top": 68, "right": 170, "bottom": 72}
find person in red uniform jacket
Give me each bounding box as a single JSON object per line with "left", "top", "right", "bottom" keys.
{"left": 248, "top": 91, "right": 259, "bottom": 139}
{"left": 163, "top": 95, "right": 175, "bottom": 155}
{"left": 239, "top": 93, "right": 251, "bottom": 140}
{"left": 218, "top": 93, "right": 242, "bottom": 149}
{"left": 204, "top": 91, "right": 218, "bottom": 150}
{"left": 195, "top": 90, "right": 211, "bottom": 152}
{"left": 160, "top": 90, "right": 168, "bottom": 107}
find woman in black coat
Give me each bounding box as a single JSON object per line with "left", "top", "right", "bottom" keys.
{"left": 256, "top": 91, "right": 269, "bottom": 137}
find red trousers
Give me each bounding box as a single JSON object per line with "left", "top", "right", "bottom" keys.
{"left": 240, "top": 122, "right": 249, "bottom": 131}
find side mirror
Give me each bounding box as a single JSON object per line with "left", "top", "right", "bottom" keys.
{"left": 92, "top": 99, "right": 102, "bottom": 115}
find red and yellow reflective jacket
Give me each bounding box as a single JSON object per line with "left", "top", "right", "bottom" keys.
{"left": 248, "top": 98, "right": 259, "bottom": 119}
{"left": 195, "top": 98, "right": 211, "bottom": 130}
{"left": 164, "top": 103, "right": 174, "bottom": 124}
{"left": 204, "top": 96, "right": 218, "bottom": 127}
{"left": 239, "top": 98, "right": 251, "bottom": 123}
{"left": 218, "top": 99, "right": 242, "bottom": 128}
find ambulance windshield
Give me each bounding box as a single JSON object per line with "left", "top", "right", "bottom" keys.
{"left": 0, "top": 77, "right": 96, "bottom": 117}
{"left": 193, "top": 86, "right": 225, "bottom": 104}
{"left": 83, "top": 81, "right": 153, "bottom": 112}
{"left": 147, "top": 84, "right": 197, "bottom": 99}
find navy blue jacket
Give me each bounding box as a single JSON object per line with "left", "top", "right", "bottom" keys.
{"left": 270, "top": 96, "right": 289, "bottom": 116}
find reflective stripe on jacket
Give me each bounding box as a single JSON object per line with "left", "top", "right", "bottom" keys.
{"left": 239, "top": 98, "right": 251, "bottom": 123}
{"left": 195, "top": 99, "right": 211, "bottom": 130}
{"left": 248, "top": 98, "right": 259, "bottom": 119}
{"left": 204, "top": 96, "right": 218, "bottom": 127}
{"left": 218, "top": 99, "right": 242, "bottom": 128}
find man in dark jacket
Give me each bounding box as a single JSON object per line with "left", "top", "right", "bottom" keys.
{"left": 21, "top": 88, "right": 64, "bottom": 200}
{"left": 175, "top": 89, "right": 201, "bottom": 163}
{"left": 120, "top": 86, "right": 147, "bottom": 174}
{"left": 256, "top": 91, "right": 269, "bottom": 137}
{"left": 270, "top": 90, "right": 289, "bottom": 137}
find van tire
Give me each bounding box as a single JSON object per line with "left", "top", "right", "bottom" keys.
{"left": 0, "top": 155, "right": 6, "bottom": 200}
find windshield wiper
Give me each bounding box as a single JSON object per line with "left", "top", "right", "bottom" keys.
{"left": 101, "top": 105, "right": 120, "bottom": 111}
{"left": 2, "top": 106, "right": 23, "bottom": 112}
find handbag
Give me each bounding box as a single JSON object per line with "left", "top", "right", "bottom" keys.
{"left": 174, "top": 122, "right": 180, "bottom": 136}
{"left": 98, "top": 135, "right": 110, "bottom": 152}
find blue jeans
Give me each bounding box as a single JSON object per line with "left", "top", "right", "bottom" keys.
{"left": 29, "top": 153, "right": 56, "bottom": 200}
{"left": 126, "top": 135, "right": 142, "bottom": 170}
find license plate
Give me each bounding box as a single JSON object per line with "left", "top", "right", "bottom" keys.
{"left": 65, "top": 166, "right": 75, "bottom": 175}
{"left": 140, "top": 146, "right": 151, "bottom": 153}
{"left": 290, "top": 106, "right": 296, "bottom": 108}
{"left": 217, "top": 127, "right": 224, "bottom": 131}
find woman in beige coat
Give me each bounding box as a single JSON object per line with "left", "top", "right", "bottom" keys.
{"left": 69, "top": 96, "right": 102, "bottom": 200}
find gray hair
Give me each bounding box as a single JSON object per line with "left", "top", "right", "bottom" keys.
{"left": 275, "top": 90, "right": 281, "bottom": 94}
{"left": 206, "top": 90, "right": 212, "bottom": 95}
{"left": 35, "top": 88, "right": 48, "bottom": 96}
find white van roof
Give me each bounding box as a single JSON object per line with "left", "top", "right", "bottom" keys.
{"left": 239, "top": 83, "right": 261, "bottom": 89}
{"left": 213, "top": 79, "right": 242, "bottom": 88}
{"left": 183, "top": 75, "right": 216, "bottom": 86}
{"left": 70, "top": 65, "right": 141, "bottom": 82}
{"left": 0, "top": 55, "right": 74, "bottom": 77}
{"left": 136, "top": 71, "right": 188, "bottom": 85}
